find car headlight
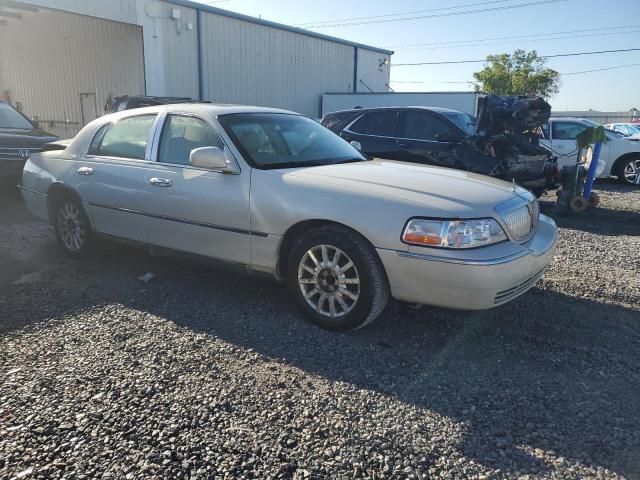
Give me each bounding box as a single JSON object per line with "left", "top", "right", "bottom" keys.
{"left": 402, "top": 218, "right": 507, "bottom": 249}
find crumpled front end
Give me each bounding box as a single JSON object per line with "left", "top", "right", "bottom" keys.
{"left": 472, "top": 95, "right": 559, "bottom": 192}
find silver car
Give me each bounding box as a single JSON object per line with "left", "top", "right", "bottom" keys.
{"left": 19, "top": 105, "right": 557, "bottom": 331}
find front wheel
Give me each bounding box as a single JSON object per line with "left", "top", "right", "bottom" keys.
{"left": 616, "top": 157, "right": 640, "bottom": 185}
{"left": 53, "top": 196, "right": 93, "bottom": 258}
{"left": 286, "top": 225, "right": 389, "bottom": 331}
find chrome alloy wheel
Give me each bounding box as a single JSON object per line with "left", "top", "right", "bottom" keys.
{"left": 623, "top": 159, "right": 640, "bottom": 185}
{"left": 57, "top": 201, "right": 86, "bottom": 252}
{"left": 297, "top": 244, "right": 360, "bottom": 318}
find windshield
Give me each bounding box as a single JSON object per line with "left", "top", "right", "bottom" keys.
{"left": 0, "top": 103, "right": 34, "bottom": 130}
{"left": 442, "top": 111, "right": 475, "bottom": 135}
{"left": 219, "top": 113, "right": 366, "bottom": 169}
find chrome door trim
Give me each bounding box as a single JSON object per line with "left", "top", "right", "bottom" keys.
{"left": 88, "top": 203, "right": 269, "bottom": 238}
{"left": 342, "top": 128, "right": 399, "bottom": 141}
{"left": 148, "top": 109, "right": 168, "bottom": 161}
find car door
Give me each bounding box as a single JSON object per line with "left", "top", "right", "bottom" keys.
{"left": 339, "top": 110, "right": 400, "bottom": 160}
{"left": 74, "top": 113, "right": 158, "bottom": 242}
{"left": 394, "top": 110, "right": 459, "bottom": 167}
{"left": 547, "top": 121, "right": 589, "bottom": 169}
{"left": 139, "top": 113, "right": 251, "bottom": 265}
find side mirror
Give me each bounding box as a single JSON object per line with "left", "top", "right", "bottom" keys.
{"left": 189, "top": 146, "right": 230, "bottom": 171}
{"left": 350, "top": 140, "right": 362, "bottom": 151}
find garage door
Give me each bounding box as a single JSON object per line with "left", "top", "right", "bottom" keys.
{"left": 0, "top": 7, "right": 145, "bottom": 138}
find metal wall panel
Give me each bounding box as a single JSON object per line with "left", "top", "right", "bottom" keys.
{"left": 10, "top": 0, "right": 138, "bottom": 24}
{"left": 151, "top": 3, "right": 200, "bottom": 99}
{"left": 200, "top": 12, "right": 355, "bottom": 118}
{"left": 9, "top": 0, "right": 391, "bottom": 120}
{"left": 356, "top": 48, "right": 391, "bottom": 93}
{"left": 0, "top": 9, "right": 145, "bottom": 138}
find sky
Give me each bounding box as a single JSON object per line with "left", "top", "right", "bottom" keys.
{"left": 198, "top": 0, "right": 640, "bottom": 111}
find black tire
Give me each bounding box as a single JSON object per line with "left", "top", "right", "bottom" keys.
{"left": 286, "top": 225, "right": 389, "bottom": 331}
{"left": 52, "top": 195, "right": 93, "bottom": 259}
{"left": 615, "top": 156, "right": 640, "bottom": 186}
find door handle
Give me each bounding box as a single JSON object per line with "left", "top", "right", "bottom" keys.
{"left": 149, "top": 177, "right": 173, "bottom": 187}
{"left": 77, "top": 167, "right": 94, "bottom": 176}
{"left": 398, "top": 143, "right": 410, "bottom": 148}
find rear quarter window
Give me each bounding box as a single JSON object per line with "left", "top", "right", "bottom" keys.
{"left": 321, "top": 111, "right": 362, "bottom": 133}
{"left": 349, "top": 111, "right": 398, "bottom": 137}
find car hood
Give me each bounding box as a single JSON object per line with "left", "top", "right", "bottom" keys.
{"left": 0, "top": 128, "right": 59, "bottom": 146}
{"left": 282, "top": 159, "right": 528, "bottom": 217}
{"left": 475, "top": 95, "right": 551, "bottom": 136}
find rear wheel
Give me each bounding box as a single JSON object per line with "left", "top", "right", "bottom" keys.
{"left": 286, "top": 225, "right": 389, "bottom": 331}
{"left": 53, "top": 196, "right": 93, "bottom": 258}
{"left": 616, "top": 157, "right": 640, "bottom": 185}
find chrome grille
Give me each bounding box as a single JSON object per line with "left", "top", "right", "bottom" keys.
{"left": 500, "top": 198, "right": 540, "bottom": 242}
{"left": 0, "top": 147, "right": 41, "bottom": 161}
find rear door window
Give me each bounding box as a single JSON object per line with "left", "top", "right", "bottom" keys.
{"left": 158, "top": 115, "right": 224, "bottom": 166}
{"left": 399, "top": 111, "right": 454, "bottom": 141}
{"left": 88, "top": 114, "right": 156, "bottom": 160}
{"left": 552, "top": 122, "right": 587, "bottom": 141}
{"left": 349, "top": 111, "right": 398, "bottom": 137}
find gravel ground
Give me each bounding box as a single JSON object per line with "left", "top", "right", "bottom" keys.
{"left": 1, "top": 180, "right": 639, "bottom": 479}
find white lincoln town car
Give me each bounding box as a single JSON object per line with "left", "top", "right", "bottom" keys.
{"left": 19, "top": 105, "right": 557, "bottom": 330}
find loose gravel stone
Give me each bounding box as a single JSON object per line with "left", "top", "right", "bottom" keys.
{"left": 1, "top": 180, "right": 639, "bottom": 479}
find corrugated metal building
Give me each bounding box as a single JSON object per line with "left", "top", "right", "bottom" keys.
{"left": 0, "top": 0, "right": 392, "bottom": 137}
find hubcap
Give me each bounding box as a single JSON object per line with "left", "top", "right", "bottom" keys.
{"left": 624, "top": 159, "right": 640, "bottom": 185}
{"left": 57, "top": 202, "right": 85, "bottom": 252}
{"left": 297, "top": 245, "right": 360, "bottom": 318}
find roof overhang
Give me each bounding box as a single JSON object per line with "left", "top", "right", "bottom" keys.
{"left": 167, "top": 0, "right": 394, "bottom": 55}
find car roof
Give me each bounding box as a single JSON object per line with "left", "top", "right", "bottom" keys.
{"left": 326, "top": 106, "right": 466, "bottom": 116}
{"left": 108, "top": 103, "right": 300, "bottom": 119}
{"left": 549, "top": 117, "right": 595, "bottom": 123}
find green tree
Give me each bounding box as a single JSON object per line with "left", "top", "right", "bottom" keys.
{"left": 473, "top": 49, "right": 560, "bottom": 98}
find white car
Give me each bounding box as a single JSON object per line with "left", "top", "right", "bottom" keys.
{"left": 19, "top": 104, "right": 557, "bottom": 331}
{"left": 603, "top": 122, "right": 640, "bottom": 140}
{"left": 540, "top": 118, "right": 640, "bottom": 185}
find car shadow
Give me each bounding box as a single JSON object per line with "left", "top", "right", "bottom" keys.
{"left": 2, "top": 238, "right": 638, "bottom": 478}
{"left": 545, "top": 206, "right": 640, "bottom": 236}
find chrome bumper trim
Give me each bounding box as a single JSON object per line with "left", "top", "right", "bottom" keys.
{"left": 494, "top": 268, "right": 546, "bottom": 305}
{"left": 394, "top": 249, "right": 528, "bottom": 266}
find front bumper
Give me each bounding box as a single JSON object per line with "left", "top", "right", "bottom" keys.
{"left": 377, "top": 214, "right": 557, "bottom": 310}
